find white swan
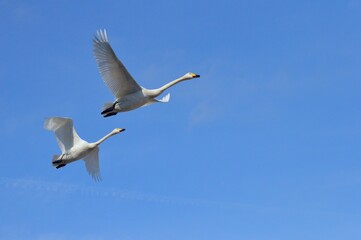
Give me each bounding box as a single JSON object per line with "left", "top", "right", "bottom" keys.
{"left": 44, "top": 117, "right": 125, "bottom": 181}
{"left": 93, "top": 29, "right": 200, "bottom": 117}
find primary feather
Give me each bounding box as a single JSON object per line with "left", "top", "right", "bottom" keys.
{"left": 83, "top": 147, "right": 102, "bottom": 181}
{"left": 44, "top": 117, "right": 84, "bottom": 152}
{"left": 93, "top": 29, "right": 141, "bottom": 98}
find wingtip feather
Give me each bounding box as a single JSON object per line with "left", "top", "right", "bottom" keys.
{"left": 159, "top": 93, "right": 170, "bottom": 103}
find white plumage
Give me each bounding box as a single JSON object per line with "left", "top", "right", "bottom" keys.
{"left": 93, "top": 29, "right": 200, "bottom": 117}
{"left": 44, "top": 117, "right": 125, "bottom": 181}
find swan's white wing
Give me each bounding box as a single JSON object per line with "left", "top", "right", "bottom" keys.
{"left": 44, "top": 117, "right": 85, "bottom": 153}
{"left": 83, "top": 147, "right": 102, "bottom": 181}
{"left": 157, "top": 93, "right": 170, "bottom": 103}
{"left": 93, "top": 29, "right": 142, "bottom": 99}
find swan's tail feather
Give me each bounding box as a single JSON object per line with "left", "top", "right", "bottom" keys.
{"left": 157, "top": 93, "right": 170, "bottom": 103}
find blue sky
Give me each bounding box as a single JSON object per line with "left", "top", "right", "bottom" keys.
{"left": 1, "top": 0, "right": 361, "bottom": 239}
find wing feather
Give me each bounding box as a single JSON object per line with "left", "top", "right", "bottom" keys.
{"left": 93, "top": 29, "right": 141, "bottom": 98}
{"left": 83, "top": 147, "right": 102, "bottom": 181}
{"left": 44, "top": 117, "right": 85, "bottom": 152}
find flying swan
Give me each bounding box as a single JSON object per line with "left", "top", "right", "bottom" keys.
{"left": 93, "top": 29, "right": 201, "bottom": 117}
{"left": 44, "top": 117, "right": 125, "bottom": 181}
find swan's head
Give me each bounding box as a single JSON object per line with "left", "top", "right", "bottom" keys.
{"left": 183, "top": 72, "right": 200, "bottom": 80}
{"left": 112, "top": 128, "right": 126, "bottom": 134}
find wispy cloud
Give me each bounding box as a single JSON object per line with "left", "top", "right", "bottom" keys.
{"left": 34, "top": 233, "right": 106, "bottom": 240}
{"left": 1, "top": 177, "right": 356, "bottom": 222}
{"left": 348, "top": 0, "right": 361, "bottom": 9}
{"left": 0, "top": 177, "right": 267, "bottom": 211}
{"left": 189, "top": 101, "right": 217, "bottom": 126}
{"left": 1, "top": 1, "right": 39, "bottom": 24}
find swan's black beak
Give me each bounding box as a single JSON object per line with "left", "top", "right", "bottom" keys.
{"left": 193, "top": 74, "right": 200, "bottom": 78}
{"left": 120, "top": 128, "right": 126, "bottom": 132}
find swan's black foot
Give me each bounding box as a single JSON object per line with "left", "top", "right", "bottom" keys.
{"left": 101, "top": 102, "right": 118, "bottom": 114}
{"left": 103, "top": 112, "right": 118, "bottom": 118}
{"left": 56, "top": 164, "right": 66, "bottom": 169}
{"left": 52, "top": 159, "right": 63, "bottom": 164}
{"left": 101, "top": 108, "right": 111, "bottom": 114}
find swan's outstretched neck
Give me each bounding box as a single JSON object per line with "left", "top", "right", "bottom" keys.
{"left": 159, "top": 76, "right": 187, "bottom": 92}
{"left": 94, "top": 131, "right": 117, "bottom": 146}
{"left": 145, "top": 73, "right": 199, "bottom": 98}
{"left": 150, "top": 76, "right": 187, "bottom": 97}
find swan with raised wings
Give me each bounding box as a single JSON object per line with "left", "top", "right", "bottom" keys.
{"left": 93, "top": 29, "right": 200, "bottom": 117}
{"left": 44, "top": 117, "right": 125, "bottom": 181}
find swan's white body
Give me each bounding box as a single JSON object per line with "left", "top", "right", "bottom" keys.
{"left": 93, "top": 29, "right": 200, "bottom": 117}
{"left": 44, "top": 117, "right": 125, "bottom": 181}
